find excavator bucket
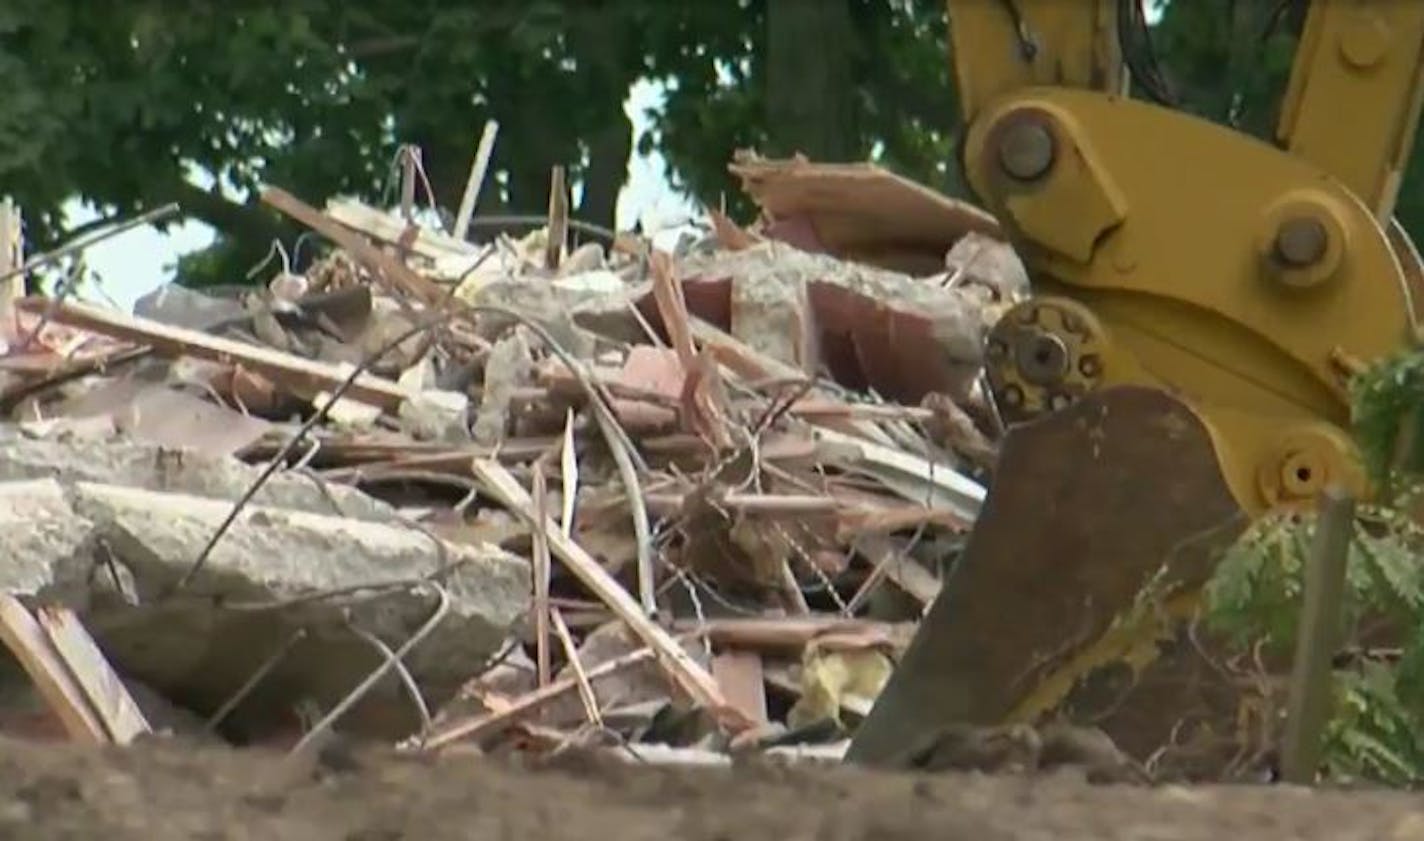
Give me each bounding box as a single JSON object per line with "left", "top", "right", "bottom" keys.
{"left": 846, "top": 385, "right": 1254, "bottom": 768}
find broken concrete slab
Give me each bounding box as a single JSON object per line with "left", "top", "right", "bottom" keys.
{"left": 0, "top": 480, "right": 95, "bottom": 600}
{"left": 398, "top": 389, "right": 471, "bottom": 442}
{"left": 55, "top": 378, "right": 273, "bottom": 458}
{"left": 474, "top": 328, "right": 533, "bottom": 445}
{"left": 133, "top": 284, "right": 247, "bottom": 332}
{"left": 0, "top": 429, "right": 396, "bottom": 522}
{"left": 65, "top": 481, "right": 529, "bottom": 740}
{"left": 470, "top": 239, "right": 1000, "bottom": 404}
{"left": 944, "top": 231, "right": 1029, "bottom": 303}
{"left": 676, "top": 242, "right": 992, "bottom": 402}
{"left": 729, "top": 265, "right": 812, "bottom": 372}
{"left": 470, "top": 279, "right": 605, "bottom": 357}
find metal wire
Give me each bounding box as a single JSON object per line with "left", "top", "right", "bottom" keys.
{"left": 291, "top": 582, "right": 451, "bottom": 755}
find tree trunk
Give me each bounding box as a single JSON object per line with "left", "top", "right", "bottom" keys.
{"left": 579, "top": 112, "right": 633, "bottom": 231}
{"left": 570, "top": 4, "right": 634, "bottom": 230}
{"left": 765, "top": 0, "right": 858, "bottom": 161}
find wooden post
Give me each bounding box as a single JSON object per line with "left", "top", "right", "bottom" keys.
{"left": 545, "top": 165, "right": 568, "bottom": 271}
{"left": 0, "top": 198, "right": 23, "bottom": 316}
{"left": 453, "top": 120, "right": 499, "bottom": 241}
{"left": 399, "top": 146, "right": 420, "bottom": 222}
{"left": 1280, "top": 484, "right": 1355, "bottom": 784}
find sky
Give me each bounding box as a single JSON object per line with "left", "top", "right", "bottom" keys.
{"left": 71, "top": 80, "right": 696, "bottom": 311}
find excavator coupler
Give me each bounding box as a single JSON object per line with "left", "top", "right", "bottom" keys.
{"left": 847, "top": 385, "right": 1254, "bottom": 771}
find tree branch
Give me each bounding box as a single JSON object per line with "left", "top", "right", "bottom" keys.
{"left": 346, "top": 35, "right": 421, "bottom": 60}
{"left": 163, "top": 180, "right": 286, "bottom": 247}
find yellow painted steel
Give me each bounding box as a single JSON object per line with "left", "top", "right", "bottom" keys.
{"left": 863, "top": 0, "right": 1424, "bottom": 749}
{"left": 942, "top": 0, "right": 1422, "bottom": 517}
{"left": 947, "top": 0, "right": 1124, "bottom": 123}
{"left": 1276, "top": 0, "right": 1424, "bottom": 223}
{"left": 963, "top": 89, "right": 1416, "bottom": 512}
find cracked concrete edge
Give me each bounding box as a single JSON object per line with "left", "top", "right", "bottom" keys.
{"left": 0, "top": 430, "right": 399, "bottom": 523}
{"left": 0, "top": 477, "right": 531, "bottom": 694}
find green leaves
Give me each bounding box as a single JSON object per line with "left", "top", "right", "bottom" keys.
{"left": 1325, "top": 662, "right": 1424, "bottom": 785}
{"left": 1204, "top": 499, "right": 1424, "bottom": 784}
{"left": 1204, "top": 512, "right": 1308, "bottom": 652}
{"left": 1351, "top": 349, "right": 1424, "bottom": 497}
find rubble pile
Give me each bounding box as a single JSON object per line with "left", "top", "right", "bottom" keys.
{"left": 0, "top": 155, "right": 1027, "bottom": 764}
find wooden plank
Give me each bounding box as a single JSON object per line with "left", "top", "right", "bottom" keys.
{"left": 811, "top": 426, "right": 984, "bottom": 522}
{"left": 453, "top": 120, "right": 500, "bottom": 241}
{"left": 545, "top": 165, "right": 568, "bottom": 271}
{"left": 0, "top": 596, "right": 107, "bottom": 744}
{"left": 35, "top": 606, "right": 150, "bottom": 744}
{"left": 423, "top": 645, "right": 657, "bottom": 749}
{"left": 399, "top": 145, "right": 419, "bottom": 222}
{"left": 326, "top": 199, "right": 478, "bottom": 262}
{"left": 262, "top": 186, "right": 444, "bottom": 306}
{"left": 532, "top": 465, "right": 553, "bottom": 688}
{"left": 712, "top": 651, "right": 768, "bottom": 726}
{"left": 0, "top": 199, "right": 22, "bottom": 315}
{"left": 471, "top": 457, "right": 752, "bottom": 733}
{"left": 13, "top": 298, "right": 410, "bottom": 412}
{"left": 551, "top": 607, "right": 603, "bottom": 727}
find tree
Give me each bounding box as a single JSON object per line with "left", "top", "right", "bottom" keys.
{"left": 1150, "top": 0, "right": 1424, "bottom": 239}
{"left": 644, "top": 0, "right": 959, "bottom": 220}
{"left": 11, "top": 0, "right": 1424, "bottom": 294}
{"left": 0, "top": 1, "right": 666, "bottom": 285}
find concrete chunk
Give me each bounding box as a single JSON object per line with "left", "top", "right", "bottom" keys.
{"left": 53, "top": 482, "right": 529, "bottom": 740}
{"left": 0, "top": 480, "right": 95, "bottom": 598}
{"left": 0, "top": 430, "right": 396, "bottom": 522}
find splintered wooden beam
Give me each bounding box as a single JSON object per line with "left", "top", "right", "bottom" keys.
{"left": 13, "top": 298, "right": 409, "bottom": 412}
{"left": 35, "top": 607, "right": 150, "bottom": 743}
{"left": 470, "top": 457, "right": 753, "bottom": 733}
{"left": 261, "top": 186, "right": 444, "bottom": 306}
{"left": 0, "top": 597, "right": 106, "bottom": 743}
{"left": 422, "top": 645, "right": 656, "bottom": 749}
{"left": 453, "top": 120, "right": 500, "bottom": 241}
{"left": 0, "top": 596, "right": 150, "bottom": 745}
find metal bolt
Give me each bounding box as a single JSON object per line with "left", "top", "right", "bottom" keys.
{"left": 1078, "top": 354, "right": 1102, "bottom": 379}
{"left": 1340, "top": 12, "right": 1389, "bottom": 69}
{"left": 1015, "top": 330, "right": 1069, "bottom": 386}
{"left": 998, "top": 120, "right": 1055, "bottom": 181}
{"left": 1275, "top": 217, "right": 1329, "bottom": 267}
{"left": 1000, "top": 384, "right": 1024, "bottom": 408}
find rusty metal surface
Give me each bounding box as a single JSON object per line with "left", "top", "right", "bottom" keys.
{"left": 847, "top": 385, "right": 1249, "bottom": 767}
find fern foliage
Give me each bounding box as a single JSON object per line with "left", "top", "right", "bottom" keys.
{"left": 1200, "top": 347, "right": 1424, "bottom": 785}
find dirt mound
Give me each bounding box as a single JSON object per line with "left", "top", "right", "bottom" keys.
{"left": 1, "top": 736, "right": 1420, "bottom": 841}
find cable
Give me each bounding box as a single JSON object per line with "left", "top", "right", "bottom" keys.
{"left": 995, "top": 0, "right": 1039, "bottom": 62}
{"left": 1259, "top": 0, "right": 1296, "bottom": 44}
{"left": 1117, "top": 0, "right": 1177, "bottom": 106}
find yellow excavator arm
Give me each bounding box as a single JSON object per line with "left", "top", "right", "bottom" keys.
{"left": 849, "top": 0, "right": 1424, "bottom": 772}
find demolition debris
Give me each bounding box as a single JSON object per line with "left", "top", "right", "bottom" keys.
{"left": 0, "top": 153, "right": 1051, "bottom": 771}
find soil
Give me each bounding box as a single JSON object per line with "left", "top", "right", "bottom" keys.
{"left": 2, "top": 736, "right": 1422, "bottom": 841}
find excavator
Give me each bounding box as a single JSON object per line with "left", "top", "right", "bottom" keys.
{"left": 846, "top": 0, "right": 1424, "bottom": 772}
